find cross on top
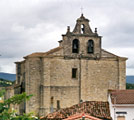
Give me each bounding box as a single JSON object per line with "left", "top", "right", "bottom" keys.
{"left": 80, "top": 6, "right": 84, "bottom": 14}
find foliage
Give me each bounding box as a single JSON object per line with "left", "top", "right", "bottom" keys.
{"left": 0, "top": 89, "right": 39, "bottom": 120}
{"left": 126, "top": 83, "right": 134, "bottom": 89}
{"left": 0, "top": 89, "right": 6, "bottom": 97}
{"left": 0, "top": 78, "right": 13, "bottom": 87}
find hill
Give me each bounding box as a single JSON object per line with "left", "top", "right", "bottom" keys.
{"left": 0, "top": 72, "right": 16, "bottom": 81}
{"left": 126, "top": 76, "right": 134, "bottom": 84}
{"left": 0, "top": 78, "right": 13, "bottom": 87}
{"left": 0, "top": 72, "right": 134, "bottom": 83}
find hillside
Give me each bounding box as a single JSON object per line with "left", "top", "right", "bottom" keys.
{"left": 0, "top": 78, "right": 13, "bottom": 87}
{"left": 0, "top": 72, "right": 134, "bottom": 83}
{"left": 0, "top": 72, "right": 16, "bottom": 81}
{"left": 126, "top": 76, "right": 134, "bottom": 84}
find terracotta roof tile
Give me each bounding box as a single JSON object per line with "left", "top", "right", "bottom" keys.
{"left": 110, "top": 90, "right": 134, "bottom": 104}
{"left": 24, "top": 47, "right": 62, "bottom": 58}
{"left": 41, "top": 101, "right": 111, "bottom": 120}
{"left": 63, "top": 113, "right": 102, "bottom": 120}
{"left": 44, "top": 46, "right": 62, "bottom": 55}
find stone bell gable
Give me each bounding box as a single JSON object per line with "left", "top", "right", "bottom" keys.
{"left": 59, "top": 14, "right": 101, "bottom": 59}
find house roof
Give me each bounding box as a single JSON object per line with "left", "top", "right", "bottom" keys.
{"left": 41, "top": 101, "right": 112, "bottom": 120}
{"left": 63, "top": 113, "right": 102, "bottom": 120}
{"left": 109, "top": 90, "right": 134, "bottom": 104}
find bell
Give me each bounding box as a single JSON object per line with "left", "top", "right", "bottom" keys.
{"left": 74, "top": 44, "right": 77, "bottom": 49}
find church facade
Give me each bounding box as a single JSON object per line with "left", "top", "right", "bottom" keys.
{"left": 10, "top": 14, "right": 127, "bottom": 116}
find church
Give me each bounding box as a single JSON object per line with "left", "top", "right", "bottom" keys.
{"left": 7, "top": 14, "right": 127, "bottom": 117}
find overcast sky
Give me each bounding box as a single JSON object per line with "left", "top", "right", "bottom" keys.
{"left": 0, "top": 0, "right": 134, "bottom": 75}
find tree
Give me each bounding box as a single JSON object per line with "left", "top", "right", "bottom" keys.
{"left": 126, "top": 83, "right": 134, "bottom": 89}
{"left": 0, "top": 89, "right": 39, "bottom": 120}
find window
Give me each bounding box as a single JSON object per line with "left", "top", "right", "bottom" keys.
{"left": 51, "top": 97, "right": 54, "bottom": 104}
{"left": 72, "top": 39, "right": 79, "bottom": 53}
{"left": 87, "top": 40, "right": 94, "bottom": 53}
{"left": 81, "top": 24, "right": 85, "bottom": 34}
{"left": 17, "top": 64, "right": 21, "bottom": 74}
{"left": 57, "top": 100, "right": 60, "bottom": 110}
{"left": 50, "top": 97, "right": 54, "bottom": 113}
{"left": 117, "top": 116, "right": 125, "bottom": 120}
{"left": 72, "top": 68, "right": 77, "bottom": 78}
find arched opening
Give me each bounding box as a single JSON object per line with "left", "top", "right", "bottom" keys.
{"left": 72, "top": 39, "right": 79, "bottom": 53}
{"left": 87, "top": 40, "right": 94, "bottom": 53}
{"left": 81, "top": 24, "right": 85, "bottom": 34}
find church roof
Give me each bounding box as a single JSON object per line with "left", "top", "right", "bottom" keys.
{"left": 24, "top": 46, "right": 62, "bottom": 58}
{"left": 41, "top": 101, "right": 111, "bottom": 120}
{"left": 101, "top": 49, "right": 128, "bottom": 60}
{"left": 24, "top": 47, "right": 127, "bottom": 60}
{"left": 109, "top": 90, "right": 134, "bottom": 104}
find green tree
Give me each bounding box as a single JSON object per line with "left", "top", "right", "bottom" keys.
{"left": 0, "top": 89, "right": 39, "bottom": 120}
{"left": 126, "top": 83, "right": 134, "bottom": 89}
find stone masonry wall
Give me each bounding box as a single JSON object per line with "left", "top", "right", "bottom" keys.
{"left": 63, "top": 35, "right": 101, "bottom": 58}
{"left": 25, "top": 57, "right": 42, "bottom": 116}
{"left": 40, "top": 56, "right": 126, "bottom": 116}
{"left": 42, "top": 57, "right": 80, "bottom": 116}
{"left": 81, "top": 59, "right": 121, "bottom": 101}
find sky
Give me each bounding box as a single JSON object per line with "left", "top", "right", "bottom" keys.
{"left": 0, "top": 0, "right": 134, "bottom": 75}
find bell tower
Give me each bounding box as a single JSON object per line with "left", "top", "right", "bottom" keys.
{"left": 61, "top": 14, "right": 102, "bottom": 59}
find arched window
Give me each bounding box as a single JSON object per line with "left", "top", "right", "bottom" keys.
{"left": 81, "top": 24, "right": 85, "bottom": 34}
{"left": 72, "top": 39, "right": 79, "bottom": 53}
{"left": 87, "top": 40, "right": 94, "bottom": 53}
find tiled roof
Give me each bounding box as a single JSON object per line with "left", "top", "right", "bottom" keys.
{"left": 109, "top": 90, "right": 134, "bottom": 104}
{"left": 101, "top": 49, "right": 127, "bottom": 60}
{"left": 63, "top": 113, "right": 102, "bottom": 120}
{"left": 41, "top": 101, "right": 111, "bottom": 120}
{"left": 24, "top": 46, "right": 62, "bottom": 58}
{"left": 44, "top": 46, "right": 62, "bottom": 55}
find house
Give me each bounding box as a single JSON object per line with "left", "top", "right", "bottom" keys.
{"left": 5, "top": 14, "right": 127, "bottom": 117}
{"left": 108, "top": 90, "right": 134, "bottom": 120}
{"left": 63, "top": 113, "right": 102, "bottom": 120}
{"left": 41, "top": 101, "right": 112, "bottom": 120}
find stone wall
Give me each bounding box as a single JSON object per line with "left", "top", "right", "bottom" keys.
{"left": 81, "top": 58, "right": 124, "bottom": 101}
{"left": 25, "top": 57, "right": 42, "bottom": 116}
{"left": 63, "top": 35, "right": 101, "bottom": 59}
{"left": 39, "top": 56, "right": 126, "bottom": 116}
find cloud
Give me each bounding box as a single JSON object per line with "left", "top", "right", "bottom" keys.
{"left": 0, "top": 0, "right": 134, "bottom": 75}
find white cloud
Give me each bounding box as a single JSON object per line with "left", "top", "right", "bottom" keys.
{"left": 0, "top": 0, "right": 134, "bottom": 75}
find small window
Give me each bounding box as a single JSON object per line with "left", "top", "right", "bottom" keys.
{"left": 51, "top": 97, "right": 54, "bottom": 104}
{"left": 87, "top": 40, "right": 94, "bottom": 54}
{"left": 117, "top": 116, "right": 125, "bottom": 120}
{"left": 72, "top": 39, "right": 79, "bottom": 53}
{"left": 50, "top": 97, "right": 54, "bottom": 113}
{"left": 57, "top": 100, "right": 60, "bottom": 110}
{"left": 72, "top": 68, "right": 77, "bottom": 78}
